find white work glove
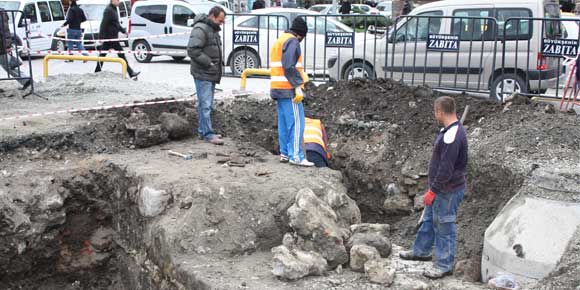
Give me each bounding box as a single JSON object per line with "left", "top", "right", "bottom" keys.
{"left": 293, "top": 87, "right": 304, "bottom": 104}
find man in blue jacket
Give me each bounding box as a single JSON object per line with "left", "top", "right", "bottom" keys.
{"left": 399, "top": 96, "right": 468, "bottom": 279}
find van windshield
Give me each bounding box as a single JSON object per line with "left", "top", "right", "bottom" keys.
{"left": 0, "top": 1, "right": 21, "bottom": 22}
{"left": 79, "top": 4, "right": 107, "bottom": 21}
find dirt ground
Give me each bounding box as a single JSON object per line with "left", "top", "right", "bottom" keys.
{"left": 1, "top": 74, "right": 580, "bottom": 290}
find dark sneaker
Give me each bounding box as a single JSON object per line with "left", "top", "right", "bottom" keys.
{"left": 19, "top": 80, "right": 31, "bottom": 91}
{"left": 280, "top": 154, "right": 289, "bottom": 163}
{"left": 423, "top": 265, "right": 452, "bottom": 279}
{"left": 399, "top": 250, "right": 432, "bottom": 261}
{"left": 130, "top": 71, "right": 141, "bottom": 80}
{"left": 206, "top": 136, "right": 224, "bottom": 145}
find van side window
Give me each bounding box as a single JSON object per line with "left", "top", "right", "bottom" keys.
{"left": 239, "top": 16, "right": 258, "bottom": 28}
{"left": 49, "top": 1, "right": 65, "bottom": 21}
{"left": 496, "top": 9, "right": 532, "bottom": 40}
{"left": 135, "top": 5, "right": 167, "bottom": 24}
{"left": 544, "top": 3, "right": 562, "bottom": 38}
{"left": 395, "top": 11, "right": 443, "bottom": 42}
{"left": 125, "top": 1, "right": 131, "bottom": 16}
{"left": 119, "top": 2, "right": 127, "bottom": 18}
{"left": 23, "top": 3, "right": 38, "bottom": 24}
{"left": 173, "top": 5, "right": 194, "bottom": 27}
{"left": 452, "top": 9, "right": 492, "bottom": 41}
{"left": 37, "top": 2, "right": 52, "bottom": 22}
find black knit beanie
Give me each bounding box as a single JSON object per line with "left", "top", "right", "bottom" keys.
{"left": 290, "top": 17, "right": 308, "bottom": 38}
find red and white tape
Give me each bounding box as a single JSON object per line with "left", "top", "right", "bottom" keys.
{"left": 0, "top": 90, "right": 270, "bottom": 123}
{"left": 25, "top": 31, "right": 190, "bottom": 43}
{"left": 23, "top": 49, "right": 186, "bottom": 55}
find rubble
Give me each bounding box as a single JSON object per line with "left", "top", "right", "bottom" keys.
{"left": 364, "top": 259, "right": 395, "bottom": 285}
{"left": 349, "top": 244, "right": 380, "bottom": 272}
{"left": 271, "top": 245, "right": 327, "bottom": 280}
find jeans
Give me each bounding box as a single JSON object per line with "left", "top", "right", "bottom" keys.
{"left": 412, "top": 188, "right": 465, "bottom": 272}
{"left": 277, "top": 98, "right": 305, "bottom": 162}
{"left": 95, "top": 41, "right": 135, "bottom": 75}
{"left": 194, "top": 78, "right": 216, "bottom": 139}
{"left": 0, "top": 53, "right": 29, "bottom": 85}
{"left": 67, "top": 29, "right": 85, "bottom": 51}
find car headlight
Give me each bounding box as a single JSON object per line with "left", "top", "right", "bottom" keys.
{"left": 328, "top": 57, "right": 337, "bottom": 69}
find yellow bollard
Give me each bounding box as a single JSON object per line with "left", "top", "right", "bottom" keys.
{"left": 240, "top": 68, "right": 271, "bottom": 90}
{"left": 43, "top": 55, "right": 127, "bottom": 78}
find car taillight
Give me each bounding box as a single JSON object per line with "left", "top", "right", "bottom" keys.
{"left": 128, "top": 19, "right": 131, "bottom": 34}
{"left": 537, "top": 53, "right": 547, "bottom": 70}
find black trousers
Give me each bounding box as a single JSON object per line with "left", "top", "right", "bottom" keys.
{"left": 306, "top": 151, "right": 328, "bottom": 168}
{"left": 94, "top": 41, "right": 134, "bottom": 75}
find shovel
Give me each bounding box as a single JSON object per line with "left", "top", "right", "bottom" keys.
{"left": 416, "top": 105, "right": 469, "bottom": 230}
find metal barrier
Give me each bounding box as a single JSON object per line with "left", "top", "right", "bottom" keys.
{"left": 0, "top": 9, "right": 34, "bottom": 96}
{"left": 42, "top": 55, "right": 127, "bottom": 78}
{"left": 497, "top": 17, "right": 577, "bottom": 101}
{"left": 296, "top": 14, "right": 391, "bottom": 82}
{"left": 222, "top": 14, "right": 289, "bottom": 76}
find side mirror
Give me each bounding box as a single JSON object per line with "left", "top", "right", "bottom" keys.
{"left": 187, "top": 18, "right": 195, "bottom": 27}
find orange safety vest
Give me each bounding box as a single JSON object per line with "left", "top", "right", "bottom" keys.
{"left": 304, "top": 118, "right": 331, "bottom": 159}
{"left": 270, "top": 32, "right": 308, "bottom": 90}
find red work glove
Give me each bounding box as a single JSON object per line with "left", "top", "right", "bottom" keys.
{"left": 423, "top": 189, "right": 436, "bottom": 206}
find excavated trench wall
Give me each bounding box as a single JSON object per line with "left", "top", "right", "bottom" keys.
{"left": 3, "top": 79, "right": 574, "bottom": 288}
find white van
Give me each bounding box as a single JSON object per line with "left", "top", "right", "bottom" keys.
{"left": 0, "top": 0, "right": 65, "bottom": 52}
{"left": 327, "top": 0, "right": 566, "bottom": 100}
{"left": 57, "top": 0, "right": 131, "bottom": 49}
{"left": 129, "top": 0, "right": 231, "bottom": 62}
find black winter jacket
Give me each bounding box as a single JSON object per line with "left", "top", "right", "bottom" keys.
{"left": 0, "top": 9, "right": 12, "bottom": 55}
{"left": 99, "top": 4, "right": 125, "bottom": 39}
{"left": 64, "top": 5, "right": 87, "bottom": 30}
{"left": 187, "top": 14, "right": 222, "bottom": 83}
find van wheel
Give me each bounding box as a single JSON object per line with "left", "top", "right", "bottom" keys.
{"left": 133, "top": 40, "right": 152, "bottom": 63}
{"left": 172, "top": 56, "right": 186, "bottom": 62}
{"left": 52, "top": 39, "right": 66, "bottom": 51}
{"left": 343, "top": 62, "right": 375, "bottom": 80}
{"left": 230, "top": 49, "right": 259, "bottom": 76}
{"left": 490, "top": 74, "right": 528, "bottom": 101}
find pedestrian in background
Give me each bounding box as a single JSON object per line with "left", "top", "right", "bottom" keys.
{"left": 0, "top": 8, "right": 31, "bottom": 90}
{"left": 340, "top": 0, "right": 351, "bottom": 14}
{"left": 187, "top": 6, "right": 226, "bottom": 145}
{"left": 399, "top": 96, "right": 468, "bottom": 279}
{"left": 94, "top": 0, "right": 140, "bottom": 79}
{"left": 252, "top": 0, "right": 266, "bottom": 10}
{"left": 270, "top": 17, "right": 313, "bottom": 167}
{"left": 61, "top": 0, "right": 87, "bottom": 59}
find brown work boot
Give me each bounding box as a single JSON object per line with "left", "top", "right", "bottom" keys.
{"left": 206, "top": 136, "right": 224, "bottom": 145}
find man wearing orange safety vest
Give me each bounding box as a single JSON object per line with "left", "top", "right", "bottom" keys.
{"left": 304, "top": 117, "right": 331, "bottom": 168}
{"left": 270, "top": 17, "right": 314, "bottom": 167}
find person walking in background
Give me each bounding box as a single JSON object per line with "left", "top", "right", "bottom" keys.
{"left": 340, "top": 0, "right": 351, "bottom": 14}
{"left": 402, "top": 0, "right": 413, "bottom": 15}
{"left": 94, "top": 0, "right": 140, "bottom": 79}
{"left": 252, "top": 0, "right": 266, "bottom": 10}
{"left": 61, "top": 0, "right": 87, "bottom": 62}
{"left": 399, "top": 96, "right": 468, "bottom": 279}
{"left": 187, "top": 6, "right": 226, "bottom": 145}
{"left": 0, "top": 8, "right": 31, "bottom": 90}
{"left": 270, "top": 17, "right": 313, "bottom": 167}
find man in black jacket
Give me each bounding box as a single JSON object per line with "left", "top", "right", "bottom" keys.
{"left": 61, "top": 0, "right": 86, "bottom": 53}
{"left": 187, "top": 6, "right": 225, "bottom": 145}
{"left": 94, "top": 0, "right": 139, "bottom": 79}
{"left": 0, "top": 8, "right": 31, "bottom": 90}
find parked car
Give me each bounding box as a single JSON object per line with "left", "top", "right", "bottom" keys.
{"left": 0, "top": 0, "right": 66, "bottom": 53}
{"left": 376, "top": 1, "right": 392, "bottom": 18}
{"left": 308, "top": 3, "right": 378, "bottom": 15}
{"left": 327, "top": 0, "right": 566, "bottom": 100}
{"left": 129, "top": 0, "right": 232, "bottom": 62}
